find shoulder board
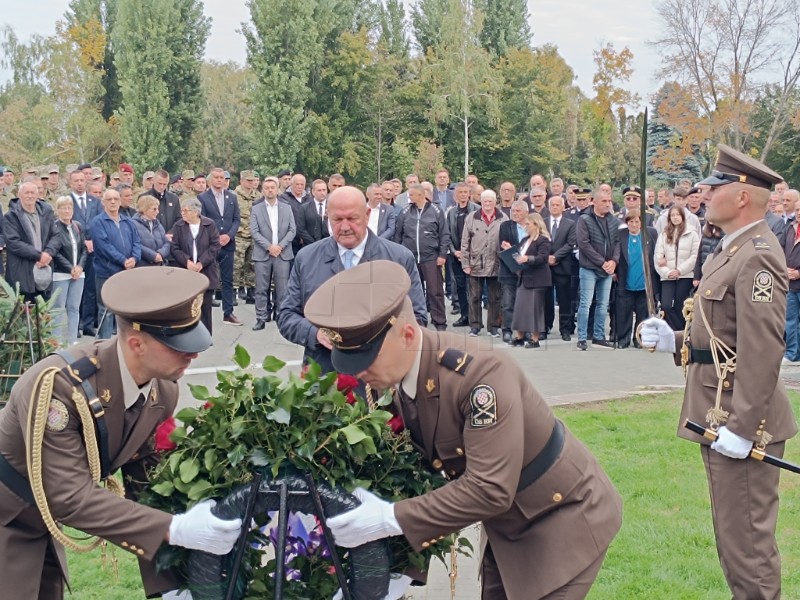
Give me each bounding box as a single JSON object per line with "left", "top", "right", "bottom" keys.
{"left": 437, "top": 348, "right": 473, "bottom": 375}
{"left": 752, "top": 237, "right": 771, "bottom": 251}
{"left": 59, "top": 355, "right": 100, "bottom": 385}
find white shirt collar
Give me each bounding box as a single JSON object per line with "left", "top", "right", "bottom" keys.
{"left": 117, "top": 340, "right": 154, "bottom": 409}
{"left": 399, "top": 331, "right": 423, "bottom": 399}
{"left": 337, "top": 232, "right": 369, "bottom": 264}
{"left": 721, "top": 219, "right": 763, "bottom": 250}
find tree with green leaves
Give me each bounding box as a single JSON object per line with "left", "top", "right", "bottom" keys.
{"left": 421, "top": 0, "right": 501, "bottom": 180}
{"left": 113, "top": 0, "right": 176, "bottom": 172}
{"left": 243, "top": 0, "right": 323, "bottom": 173}
{"left": 475, "top": 0, "right": 531, "bottom": 57}
{"left": 410, "top": 0, "right": 449, "bottom": 54}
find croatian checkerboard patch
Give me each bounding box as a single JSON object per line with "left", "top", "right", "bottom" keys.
{"left": 469, "top": 385, "right": 497, "bottom": 428}
{"left": 46, "top": 400, "right": 69, "bottom": 432}
{"left": 752, "top": 270, "right": 774, "bottom": 303}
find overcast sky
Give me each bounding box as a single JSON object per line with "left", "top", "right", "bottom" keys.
{"left": 0, "top": 0, "right": 663, "bottom": 103}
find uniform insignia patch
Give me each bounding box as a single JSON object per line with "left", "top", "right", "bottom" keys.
{"left": 101, "top": 389, "right": 111, "bottom": 403}
{"left": 752, "top": 270, "right": 774, "bottom": 303}
{"left": 46, "top": 400, "right": 69, "bottom": 432}
{"left": 438, "top": 348, "right": 473, "bottom": 375}
{"left": 469, "top": 385, "right": 497, "bottom": 428}
{"left": 752, "top": 237, "right": 770, "bottom": 251}
{"left": 426, "top": 378, "right": 436, "bottom": 393}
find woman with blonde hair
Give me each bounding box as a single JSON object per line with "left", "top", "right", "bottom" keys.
{"left": 655, "top": 205, "right": 700, "bottom": 330}
{"left": 51, "top": 196, "right": 87, "bottom": 345}
{"left": 509, "top": 212, "right": 552, "bottom": 348}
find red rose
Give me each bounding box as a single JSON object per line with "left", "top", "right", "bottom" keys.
{"left": 336, "top": 374, "right": 359, "bottom": 393}
{"left": 203, "top": 401, "right": 213, "bottom": 409}
{"left": 154, "top": 416, "right": 177, "bottom": 452}
{"left": 387, "top": 413, "right": 405, "bottom": 434}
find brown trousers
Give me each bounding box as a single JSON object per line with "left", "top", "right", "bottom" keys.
{"left": 481, "top": 542, "right": 606, "bottom": 600}
{"left": 702, "top": 442, "right": 784, "bottom": 600}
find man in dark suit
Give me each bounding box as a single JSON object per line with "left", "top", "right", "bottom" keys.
{"left": 498, "top": 200, "right": 530, "bottom": 343}
{"left": 545, "top": 196, "right": 578, "bottom": 340}
{"left": 278, "top": 186, "right": 428, "bottom": 374}
{"left": 297, "top": 179, "right": 331, "bottom": 247}
{"left": 198, "top": 167, "right": 242, "bottom": 325}
{"left": 142, "top": 170, "right": 181, "bottom": 237}
{"left": 69, "top": 168, "right": 102, "bottom": 336}
{"left": 614, "top": 209, "right": 657, "bottom": 348}
{"left": 279, "top": 173, "right": 311, "bottom": 256}
{"left": 432, "top": 169, "right": 455, "bottom": 212}
{"left": 366, "top": 183, "right": 397, "bottom": 240}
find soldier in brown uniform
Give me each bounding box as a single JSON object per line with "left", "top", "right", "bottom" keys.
{"left": 306, "top": 260, "right": 622, "bottom": 600}
{"left": 0, "top": 268, "right": 242, "bottom": 599}
{"left": 234, "top": 169, "right": 260, "bottom": 302}
{"left": 641, "top": 144, "right": 797, "bottom": 600}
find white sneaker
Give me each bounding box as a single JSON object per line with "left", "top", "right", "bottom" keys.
{"left": 781, "top": 357, "right": 795, "bottom": 366}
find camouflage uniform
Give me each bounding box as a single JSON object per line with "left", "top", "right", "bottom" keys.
{"left": 234, "top": 171, "right": 260, "bottom": 294}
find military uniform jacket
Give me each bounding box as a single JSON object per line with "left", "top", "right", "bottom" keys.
{"left": 0, "top": 340, "right": 178, "bottom": 598}
{"left": 677, "top": 220, "right": 798, "bottom": 445}
{"left": 393, "top": 330, "right": 622, "bottom": 599}
{"left": 234, "top": 185, "right": 259, "bottom": 239}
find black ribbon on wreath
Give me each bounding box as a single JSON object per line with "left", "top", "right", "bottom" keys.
{"left": 187, "top": 473, "right": 391, "bottom": 600}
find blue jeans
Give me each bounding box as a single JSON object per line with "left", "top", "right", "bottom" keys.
{"left": 786, "top": 290, "right": 800, "bottom": 361}
{"left": 52, "top": 277, "right": 85, "bottom": 345}
{"left": 577, "top": 267, "right": 612, "bottom": 341}
{"left": 96, "top": 277, "right": 115, "bottom": 340}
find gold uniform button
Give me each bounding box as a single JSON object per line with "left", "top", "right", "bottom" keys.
{"left": 121, "top": 541, "right": 129, "bottom": 548}
{"left": 448, "top": 469, "right": 457, "bottom": 476}
{"left": 430, "top": 539, "right": 438, "bottom": 545}
{"left": 722, "top": 381, "right": 730, "bottom": 389}
{"left": 439, "top": 535, "right": 446, "bottom": 540}
{"left": 421, "top": 542, "right": 430, "bottom": 548}
{"left": 761, "top": 419, "right": 766, "bottom": 424}
{"left": 432, "top": 459, "right": 443, "bottom": 469}
{"left": 137, "top": 549, "right": 144, "bottom": 556}
{"left": 552, "top": 493, "right": 563, "bottom": 503}
{"left": 705, "top": 290, "right": 712, "bottom": 296}
{"left": 455, "top": 448, "right": 464, "bottom": 456}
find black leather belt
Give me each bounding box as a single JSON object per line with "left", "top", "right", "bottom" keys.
{"left": 517, "top": 420, "right": 565, "bottom": 492}
{"left": 0, "top": 452, "right": 34, "bottom": 504}
{"left": 690, "top": 347, "right": 735, "bottom": 364}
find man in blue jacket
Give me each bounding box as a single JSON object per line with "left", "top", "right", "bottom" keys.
{"left": 91, "top": 188, "right": 141, "bottom": 339}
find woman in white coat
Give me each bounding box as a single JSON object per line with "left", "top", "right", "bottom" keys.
{"left": 655, "top": 205, "right": 700, "bottom": 330}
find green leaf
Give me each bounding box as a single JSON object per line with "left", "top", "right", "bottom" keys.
{"left": 170, "top": 427, "right": 187, "bottom": 442}
{"left": 175, "top": 407, "right": 200, "bottom": 424}
{"left": 179, "top": 457, "right": 200, "bottom": 483}
{"left": 253, "top": 377, "right": 272, "bottom": 399}
{"left": 150, "top": 480, "right": 175, "bottom": 496}
{"left": 340, "top": 424, "right": 368, "bottom": 445}
{"left": 204, "top": 448, "right": 217, "bottom": 472}
{"left": 187, "top": 479, "right": 214, "bottom": 501}
{"left": 249, "top": 448, "right": 271, "bottom": 467}
{"left": 234, "top": 344, "right": 251, "bottom": 369}
{"left": 228, "top": 444, "right": 247, "bottom": 467}
{"left": 188, "top": 384, "right": 210, "bottom": 400}
{"left": 262, "top": 355, "right": 286, "bottom": 373}
{"left": 304, "top": 360, "right": 321, "bottom": 381}
{"left": 266, "top": 407, "right": 291, "bottom": 425}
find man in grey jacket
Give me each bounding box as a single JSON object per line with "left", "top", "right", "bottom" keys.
{"left": 251, "top": 177, "right": 296, "bottom": 331}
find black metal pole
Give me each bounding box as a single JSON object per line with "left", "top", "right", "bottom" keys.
{"left": 273, "top": 482, "right": 289, "bottom": 600}
{"left": 224, "top": 472, "right": 263, "bottom": 600}
{"left": 304, "top": 474, "right": 353, "bottom": 600}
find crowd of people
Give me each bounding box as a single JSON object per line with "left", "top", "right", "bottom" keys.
{"left": 0, "top": 162, "right": 797, "bottom": 358}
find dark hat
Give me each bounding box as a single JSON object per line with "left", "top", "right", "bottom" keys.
{"left": 170, "top": 174, "right": 181, "bottom": 185}
{"left": 622, "top": 185, "right": 641, "bottom": 197}
{"left": 195, "top": 172, "right": 207, "bottom": 180}
{"left": 574, "top": 187, "right": 592, "bottom": 199}
{"left": 278, "top": 169, "right": 291, "bottom": 178}
{"left": 305, "top": 261, "right": 411, "bottom": 375}
{"left": 77, "top": 163, "right": 92, "bottom": 171}
{"left": 119, "top": 163, "right": 134, "bottom": 174}
{"left": 698, "top": 143, "right": 783, "bottom": 189}
{"left": 101, "top": 268, "right": 212, "bottom": 353}
{"left": 688, "top": 186, "right": 701, "bottom": 195}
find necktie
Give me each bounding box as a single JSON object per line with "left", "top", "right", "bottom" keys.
{"left": 78, "top": 195, "right": 85, "bottom": 211}
{"left": 123, "top": 393, "right": 146, "bottom": 441}
{"left": 552, "top": 218, "right": 559, "bottom": 239}
{"left": 343, "top": 249, "right": 356, "bottom": 270}
{"left": 318, "top": 202, "right": 324, "bottom": 217}
{"left": 396, "top": 387, "right": 423, "bottom": 446}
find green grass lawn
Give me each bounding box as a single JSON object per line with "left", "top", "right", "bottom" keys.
{"left": 67, "top": 391, "right": 800, "bottom": 599}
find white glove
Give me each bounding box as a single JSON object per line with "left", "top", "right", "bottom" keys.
{"left": 333, "top": 573, "right": 413, "bottom": 600}
{"left": 162, "top": 590, "right": 193, "bottom": 600}
{"left": 711, "top": 426, "right": 753, "bottom": 459}
{"left": 639, "top": 317, "right": 675, "bottom": 353}
{"left": 327, "top": 487, "right": 402, "bottom": 548}
{"left": 169, "top": 499, "right": 243, "bottom": 555}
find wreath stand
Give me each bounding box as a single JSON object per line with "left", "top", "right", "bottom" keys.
{"left": 0, "top": 298, "right": 46, "bottom": 408}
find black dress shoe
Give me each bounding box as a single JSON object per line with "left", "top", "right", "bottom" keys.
{"left": 82, "top": 326, "right": 97, "bottom": 337}
{"left": 592, "top": 338, "right": 614, "bottom": 348}
{"left": 252, "top": 320, "right": 266, "bottom": 331}
{"left": 577, "top": 340, "right": 587, "bottom": 351}
{"left": 264, "top": 313, "right": 272, "bottom": 323}
{"left": 245, "top": 294, "right": 256, "bottom": 305}
{"left": 524, "top": 340, "right": 540, "bottom": 349}
{"left": 453, "top": 316, "right": 469, "bottom": 327}
{"left": 450, "top": 305, "right": 460, "bottom": 315}
{"left": 508, "top": 337, "right": 525, "bottom": 347}
{"left": 561, "top": 333, "right": 571, "bottom": 342}
{"left": 540, "top": 332, "right": 548, "bottom": 340}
